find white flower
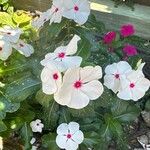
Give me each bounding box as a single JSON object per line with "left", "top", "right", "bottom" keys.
{"left": 30, "top": 119, "right": 44, "bottom": 133}
{"left": 48, "top": 0, "right": 64, "bottom": 24}
{"left": 41, "top": 35, "right": 82, "bottom": 72}
{"left": 54, "top": 66, "right": 104, "bottom": 109}
{"left": 32, "top": 11, "right": 51, "bottom": 29}
{"left": 56, "top": 122, "right": 84, "bottom": 150}
{"left": 104, "top": 61, "right": 132, "bottom": 93}
{"left": 0, "top": 26, "right": 22, "bottom": 43}
{"left": 117, "top": 70, "right": 150, "bottom": 101}
{"left": 41, "top": 65, "right": 62, "bottom": 95}
{"left": 63, "top": 0, "right": 90, "bottom": 25}
{"left": 0, "top": 39, "right": 12, "bottom": 60}
{"left": 12, "top": 40, "right": 34, "bottom": 57}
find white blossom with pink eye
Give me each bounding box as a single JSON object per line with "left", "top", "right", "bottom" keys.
{"left": 12, "top": 40, "right": 34, "bottom": 57}
{"left": 54, "top": 66, "right": 104, "bottom": 109}
{"left": 63, "top": 0, "right": 90, "bottom": 25}
{"left": 41, "top": 65, "right": 62, "bottom": 95}
{"left": 104, "top": 61, "right": 132, "bottom": 93}
{"left": 30, "top": 119, "right": 44, "bottom": 133}
{"left": 0, "top": 39, "right": 12, "bottom": 61}
{"left": 117, "top": 70, "right": 150, "bottom": 101}
{"left": 41, "top": 35, "right": 82, "bottom": 72}
{"left": 0, "top": 26, "right": 22, "bottom": 43}
{"left": 56, "top": 122, "right": 84, "bottom": 150}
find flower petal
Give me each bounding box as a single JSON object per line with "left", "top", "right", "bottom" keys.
{"left": 67, "top": 89, "right": 90, "bottom": 109}
{"left": 66, "top": 139, "right": 79, "bottom": 150}
{"left": 80, "top": 66, "right": 102, "bottom": 82}
{"left": 56, "top": 135, "right": 67, "bottom": 149}
{"left": 117, "top": 61, "right": 132, "bottom": 74}
{"left": 81, "top": 80, "right": 104, "bottom": 100}
{"left": 66, "top": 35, "right": 81, "bottom": 55}
{"left": 72, "top": 130, "right": 84, "bottom": 144}
{"left": 0, "top": 40, "right": 12, "bottom": 60}
{"left": 68, "top": 122, "right": 79, "bottom": 134}
{"left": 63, "top": 56, "right": 82, "bottom": 69}
{"left": 57, "top": 123, "right": 69, "bottom": 135}
{"left": 117, "top": 87, "right": 132, "bottom": 100}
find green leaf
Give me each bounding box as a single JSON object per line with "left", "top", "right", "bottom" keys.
{"left": 5, "top": 76, "right": 41, "bottom": 102}
{"left": 0, "top": 12, "right": 14, "bottom": 26}
{"left": 111, "top": 99, "right": 141, "bottom": 122}
{"left": 19, "top": 122, "right": 33, "bottom": 150}
{"left": 42, "top": 133, "right": 59, "bottom": 150}
{"left": 35, "top": 89, "right": 53, "bottom": 107}
{"left": 0, "top": 120, "right": 7, "bottom": 132}
{"left": 13, "top": 11, "right": 31, "bottom": 25}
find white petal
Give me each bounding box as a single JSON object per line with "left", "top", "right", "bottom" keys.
{"left": 131, "top": 87, "right": 146, "bottom": 101}
{"left": 57, "top": 123, "right": 69, "bottom": 135}
{"left": 68, "top": 122, "right": 79, "bottom": 134}
{"left": 67, "top": 89, "right": 90, "bottom": 109}
{"left": 66, "top": 139, "right": 79, "bottom": 150}
{"left": 66, "top": 35, "right": 81, "bottom": 55}
{"left": 104, "top": 75, "right": 120, "bottom": 93}
{"left": 80, "top": 66, "right": 102, "bottom": 82}
{"left": 13, "top": 40, "right": 34, "bottom": 57}
{"left": 117, "top": 61, "right": 132, "bottom": 74}
{"left": 56, "top": 135, "right": 67, "bottom": 149}
{"left": 63, "top": 9, "right": 75, "bottom": 20}
{"left": 117, "top": 87, "right": 132, "bottom": 100}
{"left": 81, "top": 80, "right": 104, "bottom": 100}
{"left": 136, "top": 78, "right": 150, "bottom": 91}
{"left": 72, "top": 130, "right": 84, "bottom": 144}
{"left": 0, "top": 40, "right": 12, "bottom": 60}
{"left": 63, "top": 56, "right": 82, "bottom": 69}
{"left": 105, "top": 63, "right": 118, "bottom": 74}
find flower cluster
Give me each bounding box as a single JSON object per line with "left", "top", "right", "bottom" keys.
{"left": 104, "top": 61, "right": 150, "bottom": 101}
{"left": 0, "top": 26, "right": 34, "bottom": 61}
{"left": 103, "top": 24, "right": 137, "bottom": 58}
{"left": 41, "top": 34, "right": 104, "bottom": 109}
{"left": 32, "top": 0, "right": 90, "bottom": 29}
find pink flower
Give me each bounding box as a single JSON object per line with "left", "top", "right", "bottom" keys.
{"left": 123, "top": 44, "right": 138, "bottom": 56}
{"left": 120, "top": 24, "right": 135, "bottom": 37}
{"left": 103, "top": 31, "right": 116, "bottom": 44}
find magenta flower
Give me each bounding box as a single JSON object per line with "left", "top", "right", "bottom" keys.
{"left": 103, "top": 31, "right": 116, "bottom": 44}
{"left": 120, "top": 24, "right": 135, "bottom": 37}
{"left": 123, "top": 44, "right": 138, "bottom": 56}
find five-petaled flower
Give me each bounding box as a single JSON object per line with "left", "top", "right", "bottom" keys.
{"left": 117, "top": 70, "right": 150, "bottom": 101}
{"left": 54, "top": 66, "right": 104, "bottom": 109}
{"left": 104, "top": 61, "right": 132, "bottom": 93}
{"left": 30, "top": 119, "right": 44, "bottom": 133}
{"left": 63, "top": 0, "right": 90, "bottom": 25}
{"left": 56, "top": 122, "right": 84, "bottom": 150}
{"left": 41, "top": 35, "right": 82, "bottom": 72}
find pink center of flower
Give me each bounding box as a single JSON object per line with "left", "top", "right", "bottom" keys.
{"left": 74, "top": 5, "right": 79, "bottom": 11}
{"left": 0, "top": 47, "right": 2, "bottom": 51}
{"left": 7, "top": 32, "right": 11, "bottom": 35}
{"left": 55, "top": 8, "right": 59, "bottom": 12}
{"left": 19, "top": 44, "right": 24, "bottom": 47}
{"left": 53, "top": 73, "right": 58, "bottom": 80}
{"left": 58, "top": 52, "right": 65, "bottom": 58}
{"left": 115, "top": 74, "right": 120, "bottom": 79}
{"left": 130, "top": 83, "right": 135, "bottom": 88}
{"left": 74, "top": 80, "right": 82, "bottom": 89}
{"left": 67, "top": 134, "right": 72, "bottom": 139}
